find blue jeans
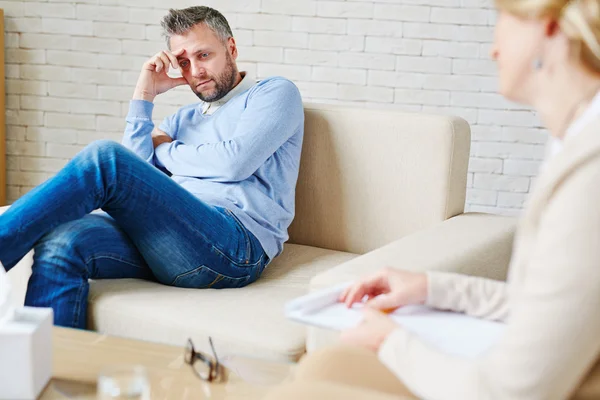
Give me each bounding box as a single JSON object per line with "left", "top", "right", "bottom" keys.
{"left": 0, "top": 140, "right": 268, "bottom": 329}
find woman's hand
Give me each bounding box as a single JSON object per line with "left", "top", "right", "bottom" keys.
{"left": 340, "top": 308, "right": 398, "bottom": 352}
{"left": 339, "top": 267, "right": 428, "bottom": 311}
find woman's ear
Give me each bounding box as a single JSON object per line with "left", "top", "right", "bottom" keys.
{"left": 545, "top": 17, "right": 561, "bottom": 37}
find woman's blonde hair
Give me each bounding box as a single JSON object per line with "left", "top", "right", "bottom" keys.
{"left": 495, "top": 0, "right": 600, "bottom": 73}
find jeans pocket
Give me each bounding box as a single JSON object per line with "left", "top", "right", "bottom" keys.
{"left": 171, "top": 265, "right": 252, "bottom": 289}
{"left": 223, "top": 209, "right": 251, "bottom": 259}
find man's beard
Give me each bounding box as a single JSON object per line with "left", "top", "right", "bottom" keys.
{"left": 193, "top": 53, "right": 238, "bottom": 103}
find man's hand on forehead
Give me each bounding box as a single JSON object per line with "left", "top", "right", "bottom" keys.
{"left": 133, "top": 48, "right": 187, "bottom": 103}
{"left": 149, "top": 48, "right": 184, "bottom": 74}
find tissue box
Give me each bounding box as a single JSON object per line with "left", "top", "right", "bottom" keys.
{"left": 0, "top": 307, "right": 53, "bottom": 400}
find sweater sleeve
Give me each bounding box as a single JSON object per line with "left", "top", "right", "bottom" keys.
{"left": 425, "top": 271, "right": 509, "bottom": 322}
{"left": 153, "top": 78, "right": 304, "bottom": 182}
{"left": 121, "top": 100, "right": 156, "bottom": 164}
{"left": 378, "top": 161, "right": 600, "bottom": 400}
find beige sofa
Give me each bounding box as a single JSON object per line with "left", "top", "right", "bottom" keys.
{"left": 6, "top": 103, "right": 516, "bottom": 362}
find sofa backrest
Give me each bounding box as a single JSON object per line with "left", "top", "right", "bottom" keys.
{"left": 288, "top": 102, "right": 471, "bottom": 255}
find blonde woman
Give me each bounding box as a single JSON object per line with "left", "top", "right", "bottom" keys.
{"left": 265, "top": 0, "right": 600, "bottom": 399}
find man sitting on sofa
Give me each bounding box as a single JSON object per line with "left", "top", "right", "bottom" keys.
{"left": 0, "top": 6, "right": 304, "bottom": 329}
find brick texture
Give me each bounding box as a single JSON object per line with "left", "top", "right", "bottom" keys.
{"left": 3, "top": 0, "right": 544, "bottom": 216}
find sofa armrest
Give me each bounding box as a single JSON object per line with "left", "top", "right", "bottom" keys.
{"left": 6, "top": 251, "right": 33, "bottom": 306}
{"left": 310, "top": 212, "right": 517, "bottom": 289}
{"left": 0, "top": 205, "right": 32, "bottom": 306}
{"left": 306, "top": 212, "right": 517, "bottom": 352}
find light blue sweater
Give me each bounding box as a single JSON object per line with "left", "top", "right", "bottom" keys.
{"left": 122, "top": 77, "right": 305, "bottom": 261}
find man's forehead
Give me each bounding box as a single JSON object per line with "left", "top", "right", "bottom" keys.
{"left": 170, "top": 42, "right": 207, "bottom": 57}
{"left": 169, "top": 24, "right": 219, "bottom": 53}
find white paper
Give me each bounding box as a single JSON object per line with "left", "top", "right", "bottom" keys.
{"left": 286, "top": 285, "right": 504, "bottom": 358}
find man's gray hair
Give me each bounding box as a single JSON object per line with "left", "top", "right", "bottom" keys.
{"left": 161, "top": 6, "right": 234, "bottom": 47}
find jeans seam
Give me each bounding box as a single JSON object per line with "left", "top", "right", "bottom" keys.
{"left": 172, "top": 265, "right": 204, "bottom": 286}
{"left": 255, "top": 254, "right": 266, "bottom": 280}
{"left": 211, "top": 245, "right": 264, "bottom": 268}
{"left": 85, "top": 254, "right": 147, "bottom": 277}
{"left": 72, "top": 281, "right": 86, "bottom": 328}
{"left": 224, "top": 209, "right": 252, "bottom": 263}
{"left": 171, "top": 264, "right": 251, "bottom": 287}
{"left": 207, "top": 274, "right": 225, "bottom": 288}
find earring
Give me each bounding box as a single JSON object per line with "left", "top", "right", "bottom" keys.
{"left": 533, "top": 58, "right": 543, "bottom": 70}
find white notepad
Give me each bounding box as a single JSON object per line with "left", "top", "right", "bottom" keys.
{"left": 286, "top": 283, "right": 505, "bottom": 358}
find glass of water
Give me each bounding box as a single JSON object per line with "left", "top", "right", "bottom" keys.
{"left": 97, "top": 365, "right": 151, "bottom": 400}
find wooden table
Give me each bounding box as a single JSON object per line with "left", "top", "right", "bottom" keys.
{"left": 41, "top": 327, "right": 293, "bottom": 399}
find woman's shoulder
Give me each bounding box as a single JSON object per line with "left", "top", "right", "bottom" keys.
{"left": 531, "top": 122, "right": 600, "bottom": 206}
{"left": 541, "top": 152, "right": 600, "bottom": 223}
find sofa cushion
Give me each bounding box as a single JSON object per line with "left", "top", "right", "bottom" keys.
{"left": 290, "top": 104, "right": 471, "bottom": 254}
{"left": 88, "top": 244, "right": 357, "bottom": 362}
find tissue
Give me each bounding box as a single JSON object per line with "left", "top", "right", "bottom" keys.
{"left": 0, "top": 262, "right": 54, "bottom": 400}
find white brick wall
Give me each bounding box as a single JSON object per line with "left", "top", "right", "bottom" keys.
{"left": 3, "top": 0, "right": 546, "bottom": 216}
